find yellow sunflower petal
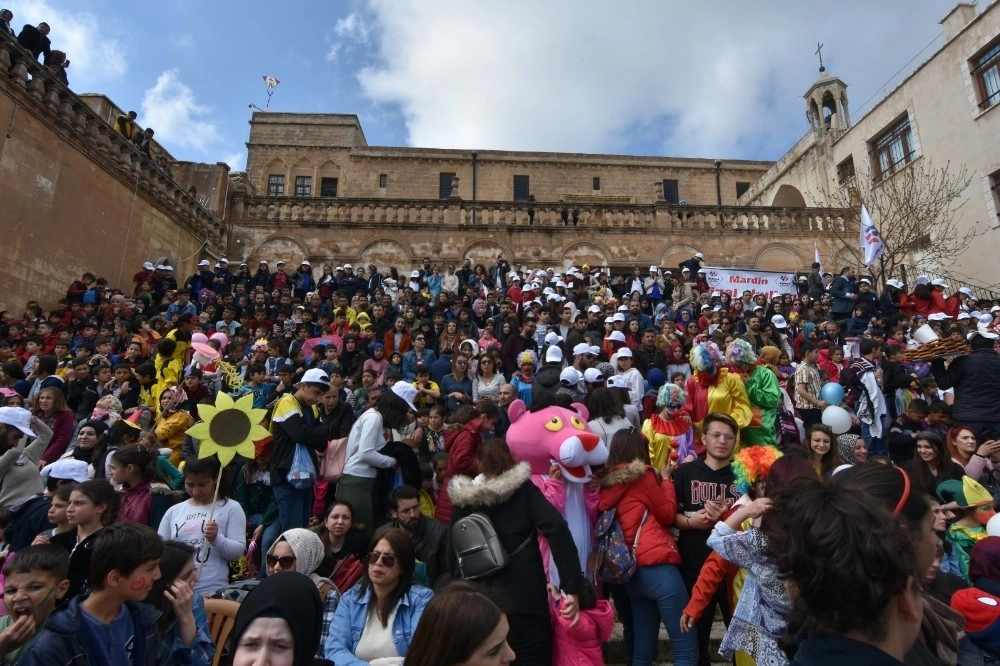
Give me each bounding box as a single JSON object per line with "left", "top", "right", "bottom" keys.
{"left": 213, "top": 447, "right": 237, "bottom": 466}
{"left": 198, "top": 439, "right": 222, "bottom": 460}
{"left": 197, "top": 404, "right": 218, "bottom": 423}
{"left": 248, "top": 408, "right": 268, "bottom": 426}
{"left": 249, "top": 424, "right": 272, "bottom": 441}
{"left": 186, "top": 422, "right": 211, "bottom": 440}
{"left": 234, "top": 440, "right": 257, "bottom": 460}
{"left": 215, "top": 392, "right": 235, "bottom": 410}
{"left": 234, "top": 393, "right": 256, "bottom": 413}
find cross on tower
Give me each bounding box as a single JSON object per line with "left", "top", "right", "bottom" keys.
{"left": 816, "top": 42, "right": 825, "bottom": 72}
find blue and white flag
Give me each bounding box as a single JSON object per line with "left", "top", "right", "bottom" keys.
{"left": 859, "top": 205, "right": 885, "bottom": 267}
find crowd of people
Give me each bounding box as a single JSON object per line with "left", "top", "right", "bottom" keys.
{"left": 0, "top": 249, "right": 996, "bottom": 665}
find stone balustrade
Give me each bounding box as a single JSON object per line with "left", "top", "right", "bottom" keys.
{"left": 0, "top": 32, "right": 226, "bottom": 247}
{"left": 234, "top": 193, "right": 848, "bottom": 235}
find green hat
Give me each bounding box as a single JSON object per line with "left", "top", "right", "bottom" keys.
{"left": 938, "top": 476, "right": 994, "bottom": 508}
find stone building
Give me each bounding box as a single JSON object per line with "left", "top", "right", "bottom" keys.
{"left": 228, "top": 112, "right": 849, "bottom": 274}
{"left": 741, "top": 1, "right": 1000, "bottom": 290}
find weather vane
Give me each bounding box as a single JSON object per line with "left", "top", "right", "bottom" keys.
{"left": 816, "top": 42, "right": 825, "bottom": 72}
{"left": 249, "top": 74, "right": 280, "bottom": 112}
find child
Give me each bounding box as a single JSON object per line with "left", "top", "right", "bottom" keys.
{"left": 641, "top": 383, "right": 696, "bottom": 469}
{"left": 424, "top": 406, "right": 447, "bottom": 464}
{"left": 776, "top": 351, "right": 795, "bottom": 391}
{"left": 0, "top": 545, "right": 71, "bottom": 665}
{"left": 666, "top": 343, "right": 691, "bottom": 382}
{"left": 156, "top": 456, "right": 247, "bottom": 596}
{"left": 938, "top": 477, "right": 995, "bottom": 583}
{"left": 108, "top": 445, "right": 176, "bottom": 528}
{"left": 49, "top": 479, "right": 117, "bottom": 603}
{"left": 885, "top": 398, "right": 930, "bottom": 465}
{"left": 926, "top": 400, "right": 952, "bottom": 440}
{"left": 35, "top": 484, "right": 76, "bottom": 542}
{"left": 548, "top": 580, "right": 614, "bottom": 666}
{"left": 20, "top": 522, "right": 170, "bottom": 665}
{"left": 238, "top": 362, "right": 274, "bottom": 409}
{"left": 418, "top": 463, "right": 435, "bottom": 518}
{"left": 431, "top": 451, "right": 448, "bottom": 503}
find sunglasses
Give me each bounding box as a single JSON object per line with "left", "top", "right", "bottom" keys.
{"left": 266, "top": 554, "right": 297, "bottom": 569}
{"left": 368, "top": 551, "right": 397, "bottom": 567}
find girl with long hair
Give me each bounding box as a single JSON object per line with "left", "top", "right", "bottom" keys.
{"left": 33, "top": 387, "right": 74, "bottom": 466}
{"left": 146, "top": 541, "right": 215, "bottom": 666}
{"left": 805, "top": 424, "right": 840, "bottom": 478}
{"left": 910, "top": 431, "right": 964, "bottom": 493}
{"left": 108, "top": 444, "right": 175, "bottom": 528}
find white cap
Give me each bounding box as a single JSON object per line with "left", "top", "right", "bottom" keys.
{"left": 604, "top": 316, "right": 614, "bottom": 324}
{"left": 886, "top": 279, "right": 904, "bottom": 289}
{"left": 649, "top": 265, "right": 658, "bottom": 272}
{"left": 697, "top": 269, "right": 706, "bottom": 275}
{"left": 915, "top": 275, "right": 929, "bottom": 286}
{"left": 700, "top": 304, "right": 710, "bottom": 310}
{"left": 681, "top": 267, "right": 690, "bottom": 273}
{"left": 301, "top": 260, "right": 311, "bottom": 266}
{"left": 970, "top": 329, "right": 1000, "bottom": 340}
{"left": 545, "top": 346, "right": 563, "bottom": 363}
{"left": 555, "top": 281, "right": 567, "bottom": 288}
{"left": 617, "top": 305, "right": 629, "bottom": 312}
{"left": 931, "top": 278, "right": 947, "bottom": 288}
{"left": 771, "top": 315, "right": 788, "bottom": 329}
{"left": 607, "top": 331, "right": 626, "bottom": 342}
{"left": 607, "top": 375, "right": 630, "bottom": 389}
{"left": 980, "top": 314, "right": 994, "bottom": 326}
{"left": 198, "top": 259, "right": 210, "bottom": 266}
{"left": 616, "top": 347, "right": 632, "bottom": 358}
{"left": 859, "top": 278, "right": 871, "bottom": 285}
{"left": 544, "top": 331, "right": 563, "bottom": 345}
{"left": 276, "top": 260, "right": 286, "bottom": 266}
{"left": 588, "top": 345, "right": 602, "bottom": 356}
{"left": 40, "top": 459, "right": 90, "bottom": 483}
{"left": 220, "top": 258, "right": 229, "bottom": 264}
{"left": 543, "top": 287, "right": 555, "bottom": 295}
{"left": 694, "top": 252, "right": 704, "bottom": 259}
{"left": 992, "top": 306, "right": 1000, "bottom": 313}
{"left": 588, "top": 305, "right": 602, "bottom": 314}
{"left": 798, "top": 276, "right": 807, "bottom": 282}
{"left": 410, "top": 270, "right": 420, "bottom": 277}
{"left": 928, "top": 313, "right": 947, "bottom": 321}
{"left": 584, "top": 368, "right": 604, "bottom": 383}
{"left": 613, "top": 313, "right": 626, "bottom": 322}
{"left": 142, "top": 262, "right": 154, "bottom": 270}
{"left": 213, "top": 262, "right": 221, "bottom": 269}
{"left": 959, "top": 287, "right": 974, "bottom": 297}
{"left": 259, "top": 260, "right": 269, "bottom": 266}
{"left": 0, "top": 407, "right": 35, "bottom": 437}
{"left": 547, "top": 294, "right": 564, "bottom": 302}
{"left": 343, "top": 263, "right": 352, "bottom": 269}
{"left": 560, "top": 367, "right": 582, "bottom": 386}
{"left": 298, "top": 368, "right": 330, "bottom": 388}
{"left": 957, "top": 312, "right": 971, "bottom": 321}
{"left": 155, "top": 263, "right": 168, "bottom": 270}
{"left": 711, "top": 291, "right": 721, "bottom": 297}
{"left": 391, "top": 381, "right": 419, "bottom": 411}
{"left": 163, "top": 264, "right": 173, "bottom": 271}
{"left": 335, "top": 266, "right": 344, "bottom": 271}
{"left": 572, "top": 343, "right": 591, "bottom": 356}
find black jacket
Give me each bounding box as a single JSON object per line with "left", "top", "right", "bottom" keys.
{"left": 16, "top": 24, "right": 50, "bottom": 62}
{"left": 790, "top": 632, "right": 905, "bottom": 665}
{"left": 447, "top": 462, "right": 584, "bottom": 617}
{"left": 376, "top": 515, "right": 451, "bottom": 589}
{"left": 933, "top": 349, "right": 1000, "bottom": 425}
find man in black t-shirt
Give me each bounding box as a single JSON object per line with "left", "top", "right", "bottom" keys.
{"left": 672, "top": 412, "right": 740, "bottom": 666}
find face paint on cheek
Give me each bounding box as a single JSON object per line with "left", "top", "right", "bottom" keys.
{"left": 128, "top": 577, "right": 147, "bottom": 592}
{"left": 976, "top": 507, "right": 996, "bottom": 526}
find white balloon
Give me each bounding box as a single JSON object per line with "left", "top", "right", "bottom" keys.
{"left": 987, "top": 513, "right": 1000, "bottom": 538}
{"left": 821, "top": 405, "right": 853, "bottom": 435}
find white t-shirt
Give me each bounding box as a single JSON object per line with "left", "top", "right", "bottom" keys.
{"left": 157, "top": 498, "right": 247, "bottom": 596}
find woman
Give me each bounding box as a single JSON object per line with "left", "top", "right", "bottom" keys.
{"left": 315, "top": 500, "right": 368, "bottom": 579}
{"left": 404, "top": 581, "right": 515, "bottom": 666}
{"left": 267, "top": 528, "right": 342, "bottom": 659}
{"left": 472, "top": 353, "right": 504, "bottom": 402}
{"left": 438, "top": 320, "right": 460, "bottom": 356}
{"left": 319, "top": 265, "right": 336, "bottom": 300}
{"left": 434, "top": 403, "right": 499, "bottom": 524}
{"left": 146, "top": 541, "right": 215, "bottom": 666}
{"left": 510, "top": 350, "right": 537, "bottom": 407}
{"left": 909, "top": 431, "right": 964, "bottom": 493}
{"left": 231, "top": 571, "right": 327, "bottom": 666}
{"left": 427, "top": 266, "right": 443, "bottom": 301}
{"left": 33, "top": 387, "right": 74, "bottom": 467}
{"left": 153, "top": 386, "right": 193, "bottom": 465}
{"left": 805, "top": 424, "right": 840, "bottom": 478}
{"left": 447, "top": 439, "right": 583, "bottom": 665}
{"left": 836, "top": 433, "right": 869, "bottom": 466}
{"left": 598, "top": 429, "right": 696, "bottom": 666}
{"left": 586, "top": 387, "right": 631, "bottom": 451}
{"left": 440, "top": 353, "right": 473, "bottom": 414}
{"left": 56, "top": 419, "right": 108, "bottom": 479}
{"left": 948, "top": 426, "right": 1000, "bottom": 489}
{"left": 324, "top": 528, "right": 433, "bottom": 665}
{"left": 0, "top": 407, "right": 52, "bottom": 509}
{"left": 338, "top": 383, "right": 417, "bottom": 542}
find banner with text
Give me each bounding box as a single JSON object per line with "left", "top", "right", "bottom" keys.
{"left": 702, "top": 266, "right": 797, "bottom": 297}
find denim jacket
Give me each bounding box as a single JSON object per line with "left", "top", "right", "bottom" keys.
{"left": 323, "top": 583, "right": 433, "bottom": 665}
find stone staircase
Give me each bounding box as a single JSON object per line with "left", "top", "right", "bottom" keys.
{"left": 605, "top": 620, "right": 728, "bottom": 665}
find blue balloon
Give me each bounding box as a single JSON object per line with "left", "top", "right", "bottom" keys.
{"left": 820, "top": 382, "right": 845, "bottom": 405}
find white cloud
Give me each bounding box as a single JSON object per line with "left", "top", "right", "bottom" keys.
{"left": 222, "top": 151, "right": 245, "bottom": 171}
{"left": 14, "top": 0, "right": 126, "bottom": 81}
{"left": 141, "top": 69, "right": 219, "bottom": 153}
{"left": 327, "top": 12, "right": 370, "bottom": 61}
{"left": 347, "top": 0, "right": 956, "bottom": 159}
{"left": 174, "top": 33, "right": 194, "bottom": 49}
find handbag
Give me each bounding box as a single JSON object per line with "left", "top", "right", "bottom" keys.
{"left": 320, "top": 437, "right": 349, "bottom": 482}
{"left": 286, "top": 443, "right": 317, "bottom": 489}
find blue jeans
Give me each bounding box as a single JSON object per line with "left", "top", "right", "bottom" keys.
{"left": 625, "top": 564, "right": 697, "bottom": 666}
{"left": 273, "top": 481, "right": 312, "bottom": 533}
{"left": 861, "top": 417, "right": 887, "bottom": 456}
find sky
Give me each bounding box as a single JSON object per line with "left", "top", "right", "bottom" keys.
{"left": 9, "top": 0, "right": 968, "bottom": 170}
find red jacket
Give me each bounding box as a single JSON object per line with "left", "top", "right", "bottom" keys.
{"left": 434, "top": 417, "right": 486, "bottom": 524}
{"left": 382, "top": 329, "right": 411, "bottom": 355}
{"left": 598, "top": 460, "right": 681, "bottom": 567}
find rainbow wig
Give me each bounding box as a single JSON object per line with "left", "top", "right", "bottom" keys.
{"left": 656, "top": 383, "right": 687, "bottom": 410}
{"left": 726, "top": 338, "right": 757, "bottom": 366}
{"left": 732, "top": 445, "right": 783, "bottom": 496}
{"left": 689, "top": 341, "right": 724, "bottom": 374}
{"left": 517, "top": 350, "right": 538, "bottom": 368}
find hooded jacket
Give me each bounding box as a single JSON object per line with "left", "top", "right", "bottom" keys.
{"left": 447, "top": 462, "right": 584, "bottom": 616}
{"left": 598, "top": 460, "right": 681, "bottom": 567}
{"left": 434, "top": 417, "right": 486, "bottom": 523}
{"left": 235, "top": 572, "right": 327, "bottom": 666}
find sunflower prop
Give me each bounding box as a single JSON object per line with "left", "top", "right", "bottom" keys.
{"left": 185, "top": 392, "right": 269, "bottom": 465}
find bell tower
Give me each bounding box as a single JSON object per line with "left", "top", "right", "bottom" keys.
{"left": 804, "top": 44, "right": 850, "bottom": 131}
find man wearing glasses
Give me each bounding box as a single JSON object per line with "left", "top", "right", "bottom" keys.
{"left": 672, "top": 412, "right": 740, "bottom": 666}
{"left": 377, "top": 486, "right": 450, "bottom": 588}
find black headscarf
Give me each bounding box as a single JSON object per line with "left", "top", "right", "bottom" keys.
{"left": 230, "top": 572, "right": 323, "bottom": 666}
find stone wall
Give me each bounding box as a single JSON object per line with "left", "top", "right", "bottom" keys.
{"left": 0, "top": 33, "right": 226, "bottom": 310}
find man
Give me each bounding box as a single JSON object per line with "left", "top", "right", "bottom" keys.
{"left": 377, "top": 486, "right": 450, "bottom": 588}
{"left": 932, "top": 329, "right": 1000, "bottom": 437}
{"left": 632, "top": 328, "right": 666, "bottom": 379}
{"left": 488, "top": 255, "right": 509, "bottom": 292}
{"left": 165, "top": 291, "right": 197, "bottom": 321}
{"left": 366, "top": 264, "right": 383, "bottom": 298}
{"left": 794, "top": 341, "right": 828, "bottom": 429}
{"left": 673, "top": 412, "right": 740, "bottom": 666}
{"left": 16, "top": 21, "right": 49, "bottom": 63}
{"left": 829, "top": 266, "right": 858, "bottom": 327}
{"left": 565, "top": 313, "right": 588, "bottom": 352}
{"left": 501, "top": 315, "right": 537, "bottom": 376}
{"left": 491, "top": 383, "right": 517, "bottom": 438}
{"left": 627, "top": 298, "right": 652, "bottom": 331}
{"left": 822, "top": 319, "right": 845, "bottom": 349}
{"left": 741, "top": 315, "right": 776, "bottom": 355}
{"left": 291, "top": 261, "right": 314, "bottom": 300}
{"left": 679, "top": 251, "right": 704, "bottom": 277}
{"left": 806, "top": 261, "right": 825, "bottom": 300}
{"left": 184, "top": 259, "right": 214, "bottom": 298}
{"left": 0, "top": 9, "right": 13, "bottom": 37}
{"left": 133, "top": 127, "right": 154, "bottom": 157}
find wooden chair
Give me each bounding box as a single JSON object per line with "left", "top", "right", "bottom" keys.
{"left": 204, "top": 598, "right": 240, "bottom": 666}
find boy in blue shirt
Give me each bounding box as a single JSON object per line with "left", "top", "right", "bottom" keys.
{"left": 20, "top": 522, "right": 170, "bottom": 666}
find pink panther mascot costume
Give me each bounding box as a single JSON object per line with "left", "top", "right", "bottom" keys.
{"left": 506, "top": 400, "right": 609, "bottom": 585}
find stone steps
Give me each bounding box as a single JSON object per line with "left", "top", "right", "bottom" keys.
{"left": 604, "top": 620, "right": 728, "bottom": 665}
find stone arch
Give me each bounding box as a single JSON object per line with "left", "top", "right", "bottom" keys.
{"left": 770, "top": 184, "right": 806, "bottom": 208}
{"left": 460, "top": 239, "right": 513, "bottom": 267}
{"left": 251, "top": 235, "right": 308, "bottom": 266}
{"left": 754, "top": 243, "right": 805, "bottom": 271}
{"left": 261, "top": 157, "right": 287, "bottom": 190}
{"left": 358, "top": 237, "right": 410, "bottom": 269}
{"left": 561, "top": 241, "right": 610, "bottom": 269}
{"left": 658, "top": 242, "right": 701, "bottom": 270}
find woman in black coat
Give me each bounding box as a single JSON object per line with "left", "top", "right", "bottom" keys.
{"left": 447, "top": 438, "right": 584, "bottom": 666}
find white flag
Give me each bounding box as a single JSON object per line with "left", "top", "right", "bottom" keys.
{"left": 814, "top": 245, "right": 823, "bottom": 276}
{"left": 859, "top": 205, "right": 885, "bottom": 268}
